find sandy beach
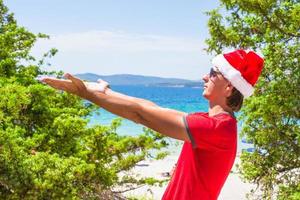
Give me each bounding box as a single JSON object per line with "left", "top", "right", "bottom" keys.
{"left": 120, "top": 153, "right": 255, "bottom": 200}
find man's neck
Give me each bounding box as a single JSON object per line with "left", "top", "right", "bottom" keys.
{"left": 208, "top": 103, "right": 233, "bottom": 117}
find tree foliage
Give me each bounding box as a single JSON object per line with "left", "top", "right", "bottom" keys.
{"left": 0, "top": 1, "right": 169, "bottom": 199}
{"left": 206, "top": 0, "right": 300, "bottom": 199}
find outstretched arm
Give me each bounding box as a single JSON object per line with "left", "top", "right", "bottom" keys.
{"left": 42, "top": 74, "right": 190, "bottom": 142}
{"left": 105, "top": 88, "right": 158, "bottom": 107}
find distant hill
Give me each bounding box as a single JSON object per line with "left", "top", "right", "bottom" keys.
{"left": 75, "top": 73, "right": 203, "bottom": 88}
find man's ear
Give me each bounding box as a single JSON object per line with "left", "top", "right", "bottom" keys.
{"left": 225, "top": 82, "right": 234, "bottom": 97}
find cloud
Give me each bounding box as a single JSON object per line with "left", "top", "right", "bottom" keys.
{"left": 34, "top": 30, "right": 204, "bottom": 53}
{"left": 31, "top": 30, "right": 212, "bottom": 80}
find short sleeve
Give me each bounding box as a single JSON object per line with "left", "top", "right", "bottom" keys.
{"left": 183, "top": 112, "right": 217, "bottom": 149}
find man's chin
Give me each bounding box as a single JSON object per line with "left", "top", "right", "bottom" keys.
{"left": 202, "top": 92, "right": 209, "bottom": 100}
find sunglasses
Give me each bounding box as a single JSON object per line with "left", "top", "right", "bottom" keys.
{"left": 209, "top": 68, "right": 221, "bottom": 78}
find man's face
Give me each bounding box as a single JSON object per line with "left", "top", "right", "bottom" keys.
{"left": 202, "top": 67, "right": 233, "bottom": 101}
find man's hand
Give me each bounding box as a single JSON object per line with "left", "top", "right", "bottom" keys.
{"left": 40, "top": 73, "right": 109, "bottom": 98}
{"left": 41, "top": 73, "right": 89, "bottom": 98}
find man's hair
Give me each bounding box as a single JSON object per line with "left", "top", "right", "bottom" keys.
{"left": 226, "top": 87, "right": 244, "bottom": 112}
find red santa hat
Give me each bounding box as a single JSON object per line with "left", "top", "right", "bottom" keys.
{"left": 212, "top": 49, "right": 264, "bottom": 98}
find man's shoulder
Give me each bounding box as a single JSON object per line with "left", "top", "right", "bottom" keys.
{"left": 188, "top": 111, "right": 207, "bottom": 116}
{"left": 187, "top": 112, "right": 237, "bottom": 129}
{"left": 188, "top": 112, "right": 235, "bottom": 120}
{"left": 213, "top": 113, "right": 237, "bottom": 123}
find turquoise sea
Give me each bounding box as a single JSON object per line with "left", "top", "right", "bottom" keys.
{"left": 89, "top": 85, "right": 251, "bottom": 153}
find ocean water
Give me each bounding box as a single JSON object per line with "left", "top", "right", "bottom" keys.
{"left": 89, "top": 85, "right": 251, "bottom": 153}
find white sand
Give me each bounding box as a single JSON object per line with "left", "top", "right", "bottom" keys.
{"left": 121, "top": 154, "right": 255, "bottom": 200}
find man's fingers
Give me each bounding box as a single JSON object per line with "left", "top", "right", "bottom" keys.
{"left": 64, "top": 73, "right": 86, "bottom": 90}
{"left": 43, "top": 79, "right": 65, "bottom": 91}
{"left": 42, "top": 78, "right": 69, "bottom": 91}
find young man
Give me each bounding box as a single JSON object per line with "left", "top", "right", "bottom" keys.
{"left": 41, "top": 49, "right": 264, "bottom": 200}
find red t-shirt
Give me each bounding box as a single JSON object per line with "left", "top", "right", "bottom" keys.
{"left": 162, "top": 112, "right": 237, "bottom": 200}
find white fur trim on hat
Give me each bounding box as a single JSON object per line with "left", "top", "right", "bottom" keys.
{"left": 212, "top": 54, "right": 254, "bottom": 98}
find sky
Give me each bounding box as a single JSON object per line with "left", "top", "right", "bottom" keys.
{"left": 4, "top": 0, "right": 221, "bottom": 81}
